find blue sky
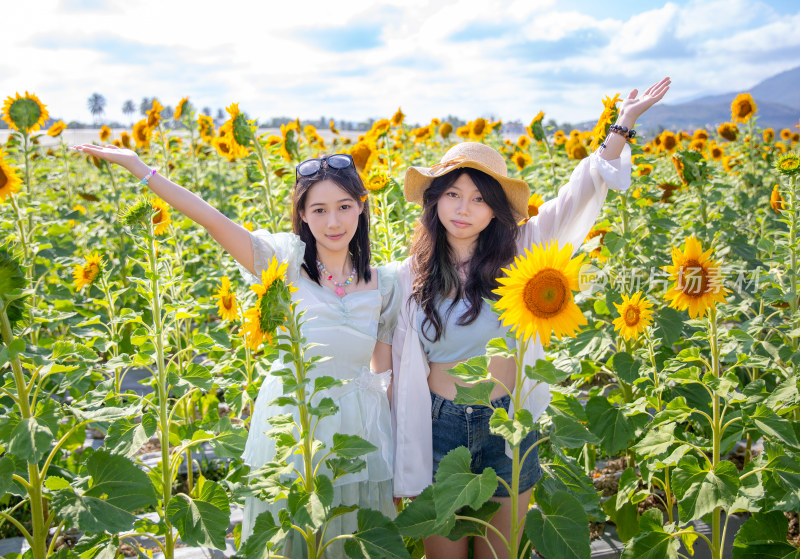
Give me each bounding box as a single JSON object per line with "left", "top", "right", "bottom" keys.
{"left": 2, "top": 0, "right": 799, "bottom": 125}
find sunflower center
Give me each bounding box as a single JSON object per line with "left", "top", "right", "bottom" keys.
{"left": 0, "top": 168, "right": 7, "bottom": 189}
{"left": 624, "top": 306, "right": 640, "bottom": 326}
{"left": 153, "top": 208, "right": 165, "bottom": 224}
{"left": 222, "top": 294, "right": 234, "bottom": 311}
{"left": 735, "top": 103, "right": 751, "bottom": 118}
{"left": 678, "top": 258, "right": 710, "bottom": 298}
{"left": 522, "top": 268, "right": 569, "bottom": 318}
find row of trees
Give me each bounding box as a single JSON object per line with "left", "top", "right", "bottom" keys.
{"left": 83, "top": 93, "right": 549, "bottom": 132}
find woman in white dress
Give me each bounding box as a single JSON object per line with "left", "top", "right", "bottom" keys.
{"left": 72, "top": 146, "right": 398, "bottom": 557}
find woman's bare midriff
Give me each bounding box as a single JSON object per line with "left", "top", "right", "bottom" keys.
{"left": 427, "top": 355, "right": 516, "bottom": 401}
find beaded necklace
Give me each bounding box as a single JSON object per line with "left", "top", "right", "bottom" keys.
{"left": 316, "top": 260, "right": 356, "bottom": 297}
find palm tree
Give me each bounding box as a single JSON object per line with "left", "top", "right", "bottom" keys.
{"left": 122, "top": 100, "right": 136, "bottom": 125}
{"left": 87, "top": 93, "right": 106, "bottom": 124}
{"left": 140, "top": 97, "right": 153, "bottom": 117}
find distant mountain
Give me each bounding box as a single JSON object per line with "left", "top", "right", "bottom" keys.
{"left": 635, "top": 66, "right": 800, "bottom": 132}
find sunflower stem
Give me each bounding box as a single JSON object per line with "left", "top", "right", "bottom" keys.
{"left": 253, "top": 139, "right": 278, "bottom": 230}
{"left": 708, "top": 306, "right": 722, "bottom": 559}
{"left": 285, "top": 306, "right": 320, "bottom": 558}
{"left": 541, "top": 132, "right": 558, "bottom": 194}
{"left": 59, "top": 139, "right": 74, "bottom": 207}
{"left": 0, "top": 299, "right": 47, "bottom": 559}
{"left": 788, "top": 174, "right": 798, "bottom": 353}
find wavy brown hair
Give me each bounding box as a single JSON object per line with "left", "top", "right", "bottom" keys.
{"left": 291, "top": 161, "right": 371, "bottom": 285}
{"left": 410, "top": 168, "right": 519, "bottom": 342}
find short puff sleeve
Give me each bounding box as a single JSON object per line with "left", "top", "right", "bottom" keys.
{"left": 238, "top": 230, "right": 305, "bottom": 286}
{"left": 376, "top": 261, "right": 401, "bottom": 344}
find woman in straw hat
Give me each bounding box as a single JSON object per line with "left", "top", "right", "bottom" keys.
{"left": 391, "top": 77, "right": 671, "bottom": 558}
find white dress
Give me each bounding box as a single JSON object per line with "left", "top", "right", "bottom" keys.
{"left": 239, "top": 230, "right": 399, "bottom": 557}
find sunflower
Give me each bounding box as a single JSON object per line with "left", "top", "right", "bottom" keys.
{"left": 99, "top": 125, "right": 112, "bottom": 142}
{"left": 663, "top": 236, "right": 729, "bottom": 318}
{"left": 672, "top": 155, "right": 687, "bottom": 185}
{"left": 391, "top": 107, "right": 405, "bottom": 126}
{"left": 659, "top": 130, "right": 678, "bottom": 153}
{"left": 118, "top": 131, "right": 131, "bottom": 149}
{"left": 528, "top": 111, "right": 545, "bottom": 141}
{"left": 707, "top": 143, "right": 724, "bottom": 161}
{"left": 528, "top": 193, "right": 544, "bottom": 217}
{"left": 770, "top": 185, "right": 785, "bottom": 213}
{"left": 197, "top": 115, "right": 215, "bottom": 144}
{"left": 722, "top": 155, "right": 740, "bottom": 173}
{"left": 469, "top": 118, "right": 487, "bottom": 139}
{"left": 512, "top": 151, "right": 533, "bottom": 171}
{"left": 242, "top": 221, "right": 254, "bottom": 231}
{"left": 636, "top": 163, "right": 654, "bottom": 176}
{"left": 2, "top": 91, "right": 49, "bottom": 132}
{"left": 731, "top": 93, "right": 757, "bottom": 123}
{"left": 612, "top": 291, "right": 654, "bottom": 341}
{"left": 493, "top": 241, "right": 587, "bottom": 346}
{"left": 439, "top": 122, "right": 453, "bottom": 139}
{"left": 133, "top": 120, "right": 152, "bottom": 149}
{"left": 410, "top": 125, "right": 432, "bottom": 143}
{"left": 215, "top": 276, "right": 239, "bottom": 321}
{"left": 585, "top": 227, "right": 609, "bottom": 262}
{"left": 350, "top": 141, "right": 375, "bottom": 174}
{"left": 366, "top": 172, "right": 389, "bottom": 192}
{"left": 329, "top": 119, "right": 339, "bottom": 135}
{"left": 145, "top": 99, "right": 163, "bottom": 129}
{"left": 0, "top": 151, "right": 22, "bottom": 202}
{"left": 47, "top": 120, "right": 67, "bottom": 137}
{"left": 776, "top": 152, "right": 800, "bottom": 176}
{"left": 240, "top": 257, "right": 297, "bottom": 351}
{"left": 693, "top": 129, "right": 709, "bottom": 141}
{"left": 151, "top": 198, "right": 172, "bottom": 235}
{"left": 72, "top": 253, "right": 103, "bottom": 291}
{"left": 73, "top": 204, "right": 87, "bottom": 215}
{"left": 517, "top": 136, "right": 532, "bottom": 150}
{"left": 762, "top": 128, "right": 775, "bottom": 143}
{"left": 718, "top": 122, "right": 738, "bottom": 142}
{"left": 174, "top": 97, "right": 190, "bottom": 120}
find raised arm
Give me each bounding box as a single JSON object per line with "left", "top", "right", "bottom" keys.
{"left": 597, "top": 76, "right": 671, "bottom": 161}
{"left": 519, "top": 77, "right": 671, "bottom": 252}
{"left": 73, "top": 144, "right": 255, "bottom": 275}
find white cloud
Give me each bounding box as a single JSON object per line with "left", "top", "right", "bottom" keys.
{"left": 1, "top": 0, "right": 798, "bottom": 125}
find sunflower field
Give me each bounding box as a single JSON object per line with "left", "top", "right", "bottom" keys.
{"left": 1, "top": 90, "right": 799, "bottom": 559}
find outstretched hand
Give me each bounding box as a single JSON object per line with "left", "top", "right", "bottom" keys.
{"left": 617, "top": 77, "right": 671, "bottom": 125}
{"left": 72, "top": 144, "right": 142, "bottom": 171}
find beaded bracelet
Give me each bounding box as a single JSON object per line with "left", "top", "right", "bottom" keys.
{"left": 600, "top": 124, "right": 638, "bottom": 149}
{"left": 139, "top": 168, "right": 157, "bottom": 186}
{"left": 608, "top": 124, "right": 637, "bottom": 140}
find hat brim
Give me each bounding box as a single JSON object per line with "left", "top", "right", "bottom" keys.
{"left": 404, "top": 160, "right": 530, "bottom": 220}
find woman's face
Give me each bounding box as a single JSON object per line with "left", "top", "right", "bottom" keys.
{"left": 435, "top": 172, "right": 495, "bottom": 247}
{"left": 299, "top": 179, "right": 363, "bottom": 255}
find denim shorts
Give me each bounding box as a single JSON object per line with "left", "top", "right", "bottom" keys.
{"left": 430, "top": 391, "right": 543, "bottom": 497}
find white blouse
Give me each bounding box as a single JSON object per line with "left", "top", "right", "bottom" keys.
{"left": 390, "top": 145, "right": 632, "bottom": 497}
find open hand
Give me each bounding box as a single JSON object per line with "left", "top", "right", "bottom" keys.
{"left": 617, "top": 77, "right": 671, "bottom": 125}
{"left": 72, "top": 144, "right": 142, "bottom": 171}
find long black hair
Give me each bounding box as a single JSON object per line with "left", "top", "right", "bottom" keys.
{"left": 291, "top": 161, "right": 371, "bottom": 285}
{"left": 410, "top": 167, "right": 519, "bottom": 342}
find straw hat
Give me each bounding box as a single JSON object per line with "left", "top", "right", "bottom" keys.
{"left": 404, "top": 142, "right": 530, "bottom": 219}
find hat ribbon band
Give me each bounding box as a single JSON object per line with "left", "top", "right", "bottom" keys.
{"left": 428, "top": 155, "right": 467, "bottom": 176}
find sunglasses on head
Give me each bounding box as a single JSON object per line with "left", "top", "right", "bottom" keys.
{"left": 295, "top": 154, "right": 355, "bottom": 180}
